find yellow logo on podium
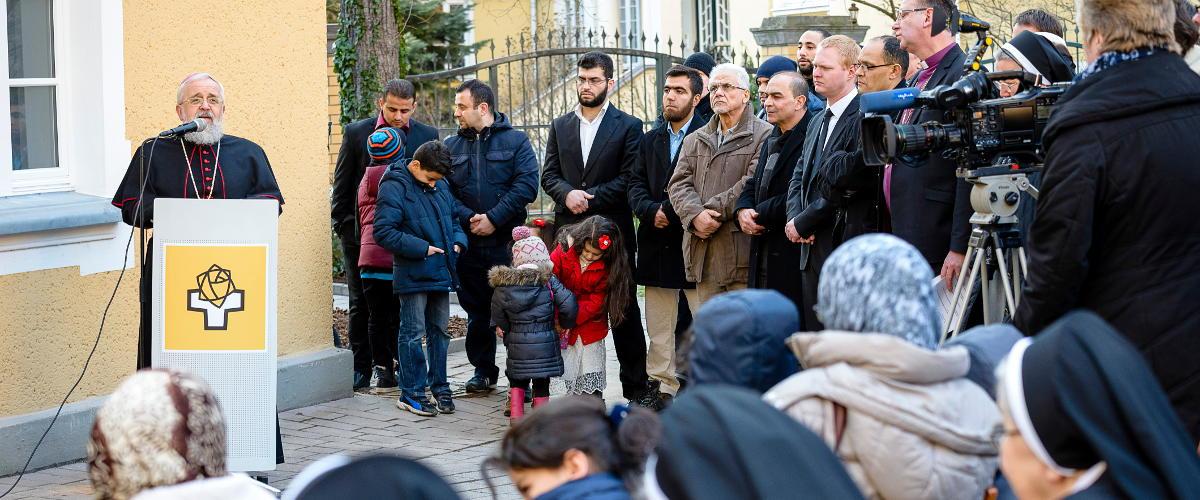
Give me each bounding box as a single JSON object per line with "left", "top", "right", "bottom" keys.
{"left": 164, "top": 244, "right": 267, "bottom": 351}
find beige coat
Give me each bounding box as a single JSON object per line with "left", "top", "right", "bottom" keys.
{"left": 764, "top": 332, "right": 1002, "bottom": 500}
{"left": 667, "top": 103, "right": 771, "bottom": 286}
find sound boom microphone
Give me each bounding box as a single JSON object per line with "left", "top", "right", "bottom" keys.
{"left": 159, "top": 117, "right": 208, "bottom": 137}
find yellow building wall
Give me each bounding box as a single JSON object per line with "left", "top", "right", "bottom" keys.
{"left": 0, "top": 0, "right": 331, "bottom": 417}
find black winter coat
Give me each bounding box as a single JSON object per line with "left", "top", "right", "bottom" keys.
{"left": 1013, "top": 51, "right": 1200, "bottom": 441}
{"left": 628, "top": 114, "right": 704, "bottom": 289}
{"left": 488, "top": 265, "right": 579, "bottom": 379}
{"left": 444, "top": 112, "right": 540, "bottom": 248}
{"left": 737, "top": 116, "right": 809, "bottom": 291}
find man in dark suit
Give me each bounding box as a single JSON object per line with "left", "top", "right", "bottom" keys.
{"left": 784, "top": 36, "right": 869, "bottom": 330}
{"left": 628, "top": 65, "right": 705, "bottom": 406}
{"left": 737, "top": 71, "right": 811, "bottom": 314}
{"left": 541, "top": 51, "right": 654, "bottom": 405}
{"left": 331, "top": 78, "right": 439, "bottom": 389}
{"left": 888, "top": 0, "right": 972, "bottom": 287}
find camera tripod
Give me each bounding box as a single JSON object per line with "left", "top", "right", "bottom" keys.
{"left": 941, "top": 169, "right": 1039, "bottom": 342}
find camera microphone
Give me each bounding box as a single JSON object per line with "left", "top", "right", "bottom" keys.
{"left": 860, "top": 88, "right": 920, "bottom": 114}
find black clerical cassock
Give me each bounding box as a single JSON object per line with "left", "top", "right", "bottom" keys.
{"left": 112, "top": 133, "right": 286, "bottom": 465}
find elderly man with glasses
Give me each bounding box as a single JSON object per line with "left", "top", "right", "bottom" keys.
{"left": 111, "top": 72, "right": 285, "bottom": 371}
{"left": 668, "top": 63, "right": 772, "bottom": 307}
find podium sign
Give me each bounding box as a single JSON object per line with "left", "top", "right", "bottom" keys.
{"left": 153, "top": 198, "right": 278, "bottom": 472}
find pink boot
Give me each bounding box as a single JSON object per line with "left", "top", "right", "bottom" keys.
{"left": 532, "top": 396, "right": 549, "bottom": 409}
{"left": 509, "top": 388, "right": 526, "bottom": 422}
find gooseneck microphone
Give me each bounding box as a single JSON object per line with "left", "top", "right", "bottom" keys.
{"left": 159, "top": 117, "right": 208, "bottom": 137}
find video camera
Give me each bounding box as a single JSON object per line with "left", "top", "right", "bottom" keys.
{"left": 857, "top": 13, "right": 1068, "bottom": 181}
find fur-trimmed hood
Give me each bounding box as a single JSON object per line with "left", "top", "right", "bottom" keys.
{"left": 488, "top": 265, "right": 552, "bottom": 287}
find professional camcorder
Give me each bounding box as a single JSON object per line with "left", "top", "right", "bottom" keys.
{"left": 857, "top": 13, "right": 1068, "bottom": 177}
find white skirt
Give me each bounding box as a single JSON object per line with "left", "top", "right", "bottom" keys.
{"left": 552, "top": 337, "right": 607, "bottom": 395}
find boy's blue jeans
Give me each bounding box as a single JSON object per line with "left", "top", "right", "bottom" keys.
{"left": 396, "top": 291, "right": 451, "bottom": 401}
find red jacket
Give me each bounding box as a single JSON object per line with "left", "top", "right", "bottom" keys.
{"left": 551, "top": 245, "right": 609, "bottom": 346}
{"left": 357, "top": 164, "right": 392, "bottom": 271}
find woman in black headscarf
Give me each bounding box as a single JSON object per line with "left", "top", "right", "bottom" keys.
{"left": 997, "top": 310, "right": 1200, "bottom": 499}
{"left": 648, "top": 385, "right": 863, "bottom": 500}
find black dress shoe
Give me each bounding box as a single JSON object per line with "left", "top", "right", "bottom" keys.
{"left": 375, "top": 366, "right": 397, "bottom": 388}
{"left": 353, "top": 371, "right": 370, "bottom": 390}
{"left": 465, "top": 375, "right": 496, "bottom": 393}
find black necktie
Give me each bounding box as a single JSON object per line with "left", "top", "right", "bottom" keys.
{"left": 816, "top": 107, "right": 834, "bottom": 154}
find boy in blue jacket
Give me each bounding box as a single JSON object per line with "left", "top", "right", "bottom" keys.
{"left": 374, "top": 141, "right": 469, "bottom": 416}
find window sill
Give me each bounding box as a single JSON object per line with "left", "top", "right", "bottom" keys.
{"left": 0, "top": 192, "right": 130, "bottom": 276}
{"left": 0, "top": 192, "right": 120, "bottom": 236}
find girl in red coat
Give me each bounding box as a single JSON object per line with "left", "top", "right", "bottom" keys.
{"left": 549, "top": 215, "right": 633, "bottom": 399}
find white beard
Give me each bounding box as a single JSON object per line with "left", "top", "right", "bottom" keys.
{"left": 184, "top": 118, "right": 224, "bottom": 145}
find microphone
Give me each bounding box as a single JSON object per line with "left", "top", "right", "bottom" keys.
{"left": 860, "top": 87, "right": 921, "bottom": 114}
{"left": 159, "top": 118, "right": 208, "bottom": 137}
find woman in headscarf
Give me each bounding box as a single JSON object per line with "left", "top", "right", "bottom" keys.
{"left": 996, "top": 310, "right": 1200, "bottom": 499}
{"left": 87, "top": 369, "right": 273, "bottom": 500}
{"left": 649, "top": 385, "right": 863, "bottom": 500}
{"left": 764, "top": 234, "right": 1002, "bottom": 500}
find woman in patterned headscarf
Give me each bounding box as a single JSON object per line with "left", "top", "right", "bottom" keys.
{"left": 764, "top": 234, "right": 1002, "bottom": 499}
{"left": 87, "top": 369, "right": 272, "bottom": 500}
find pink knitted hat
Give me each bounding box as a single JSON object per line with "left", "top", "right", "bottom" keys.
{"left": 511, "top": 226, "right": 551, "bottom": 269}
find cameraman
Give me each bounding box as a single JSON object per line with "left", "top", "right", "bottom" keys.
{"left": 1014, "top": 0, "right": 1200, "bottom": 445}
{"left": 889, "top": 0, "right": 973, "bottom": 286}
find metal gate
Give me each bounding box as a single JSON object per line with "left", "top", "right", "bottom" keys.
{"left": 405, "top": 28, "right": 759, "bottom": 215}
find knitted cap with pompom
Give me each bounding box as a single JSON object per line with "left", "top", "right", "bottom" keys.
{"left": 511, "top": 226, "right": 550, "bottom": 269}
{"left": 512, "top": 226, "right": 533, "bottom": 242}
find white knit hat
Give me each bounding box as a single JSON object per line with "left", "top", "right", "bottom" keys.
{"left": 511, "top": 226, "right": 551, "bottom": 269}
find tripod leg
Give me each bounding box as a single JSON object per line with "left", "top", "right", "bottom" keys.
{"left": 948, "top": 247, "right": 984, "bottom": 341}
{"left": 981, "top": 249, "right": 993, "bottom": 324}
{"left": 995, "top": 247, "right": 1018, "bottom": 319}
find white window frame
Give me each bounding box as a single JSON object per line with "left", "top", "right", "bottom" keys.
{"left": 0, "top": 0, "right": 131, "bottom": 276}
{"left": 0, "top": 0, "right": 72, "bottom": 195}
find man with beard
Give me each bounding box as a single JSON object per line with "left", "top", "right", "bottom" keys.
{"left": 110, "top": 72, "right": 286, "bottom": 463}
{"left": 796, "top": 29, "right": 830, "bottom": 114}
{"left": 736, "top": 71, "right": 811, "bottom": 313}
{"left": 668, "top": 63, "right": 772, "bottom": 307}
{"left": 784, "top": 35, "right": 866, "bottom": 330}
{"left": 111, "top": 72, "right": 284, "bottom": 370}
{"left": 331, "top": 79, "right": 438, "bottom": 390}
{"left": 628, "top": 65, "right": 706, "bottom": 406}
{"left": 444, "top": 79, "right": 539, "bottom": 396}
{"left": 541, "top": 51, "right": 657, "bottom": 406}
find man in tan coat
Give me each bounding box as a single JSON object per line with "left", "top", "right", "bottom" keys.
{"left": 668, "top": 63, "right": 772, "bottom": 307}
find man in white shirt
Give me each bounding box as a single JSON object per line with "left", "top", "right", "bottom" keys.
{"left": 541, "top": 51, "right": 659, "bottom": 406}
{"left": 784, "top": 35, "right": 870, "bottom": 330}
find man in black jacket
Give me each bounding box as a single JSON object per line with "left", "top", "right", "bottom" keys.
{"left": 736, "top": 71, "right": 810, "bottom": 313}
{"left": 628, "top": 65, "right": 705, "bottom": 404}
{"left": 784, "top": 35, "right": 866, "bottom": 330}
{"left": 542, "top": 51, "right": 654, "bottom": 404}
{"left": 1015, "top": 0, "right": 1200, "bottom": 444}
{"left": 444, "top": 80, "right": 540, "bottom": 393}
{"left": 888, "top": 0, "right": 972, "bottom": 287}
{"left": 331, "top": 79, "right": 439, "bottom": 389}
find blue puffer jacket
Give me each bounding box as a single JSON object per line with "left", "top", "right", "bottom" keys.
{"left": 373, "top": 164, "right": 469, "bottom": 295}
{"left": 536, "top": 473, "right": 630, "bottom": 500}
{"left": 444, "top": 112, "right": 540, "bottom": 248}
{"left": 688, "top": 289, "right": 800, "bottom": 393}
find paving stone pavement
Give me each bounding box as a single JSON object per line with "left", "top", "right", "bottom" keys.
{"left": 0, "top": 337, "right": 632, "bottom": 499}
